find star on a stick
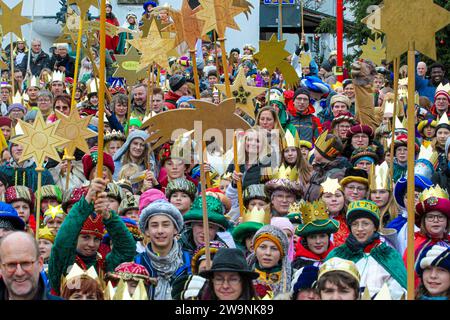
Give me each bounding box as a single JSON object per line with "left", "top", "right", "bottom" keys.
{"left": 363, "top": 0, "right": 450, "bottom": 61}
{"left": 163, "top": 0, "right": 205, "bottom": 49}
{"left": 128, "top": 22, "right": 176, "bottom": 71}
{"left": 254, "top": 34, "right": 299, "bottom": 87}
{"left": 69, "top": 0, "right": 99, "bottom": 17}
{"left": 195, "top": 0, "right": 245, "bottom": 37}
{"left": 360, "top": 35, "right": 386, "bottom": 66}
{"left": 215, "top": 68, "right": 266, "bottom": 119}
{"left": 113, "top": 47, "right": 147, "bottom": 85}
{"left": 55, "top": 25, "right": 77, "bottom": 46}
{"left": 0, "top": 0, "right": 33, "bottom": 39}
{"left": 55, "top": 108, "right": 97, "bottom": 156}
{"left": 11, "top": 112, "right": 69, "bottom": 169}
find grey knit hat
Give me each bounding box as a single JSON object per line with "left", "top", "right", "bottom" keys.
{"left": 139, "top": 199, "right": 184, "bottom": 233}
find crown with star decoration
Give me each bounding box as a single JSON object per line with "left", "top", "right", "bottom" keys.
{"left": 298, "top": 200, "right": 329, "bottom": 225}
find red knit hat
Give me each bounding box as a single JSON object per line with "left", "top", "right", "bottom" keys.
{"left": 82, "top": 146, "right": 115, "bottom": 179}
{"left": 80, "top": 214, "right": 105, "bottom": 239}
{"left": 0, "top": 116, "right": 12, "bottom": 128}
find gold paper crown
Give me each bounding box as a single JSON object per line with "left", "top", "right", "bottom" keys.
{"left": 373, "top": 283, "right": 393, "bottom": 300}
{"left": 299, "top": 200, "right": 329, "bottom": 225}
{"left": 242, "top": 206, "right": 271, "bottom": 225}
{"left": 318, "top": 257, "right": 360, "bottom": 283}
{"left": 315, "top": 130, "right": 341, "bottom": 159}
{"left": 28, "top": 75, "right": 40, "bottom": 88}
{"left": 383, "top": 101, "right": 394, "bottom": 115}
{"left": 398, "top": 77, "right": 408, "bottom": 86}
{"left": 61, "top": 263, "right": 101, "bottom": 292}
{"left": 398, "top": 87, "right": 408, "bottom": 99}
{"left": 419, "top": 185, "right": 449, "bottom": 202}
{"left": 281, "top": 130, "right": 301, "bottom": 149}
{"left": 12, "top": 91, "right": 23, "bottom": 104}
{"left": 51, "top": 70, "right": 65, "bottom": 83}
{"left": 436, "top": 82, "right": 450, "bottom": 95}
{"left": 106, "top": 278, "right": 148, "bottom": 300}
{"left": 437, "top": 112, "right": 449, "bottom": 127}
{"left": 299, "top": 53, "right": 312, "bottom": 67}
{"left": 394, "top": 116, "right": 406, "bottom": 130}
{"left": 369, "top": 161, "right": 392, "bottom": 191}
{"left": 288, "top": 201, "right": 303, "bottom": 214}
{"left": 272, "top": 164, "right": 299, "bottom": 181}
{"left": 417, "top": 145, "right": 438, "bottom": 169}
{"left": 87, "top": 78, "right": 100, "bottom": 95}
{"left": 320, "top": 177, "right": 342, "bottom": 194}
{"left": 104, "top": 129, "right": 126, "bottom": 143}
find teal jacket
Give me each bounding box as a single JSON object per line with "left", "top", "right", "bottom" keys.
{"left": 48, "top": 196, "right": 136, "bottom": 294}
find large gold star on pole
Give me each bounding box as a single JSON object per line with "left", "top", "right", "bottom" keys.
{"left": 163, "top": 0, "right": 205, "bottom": 49}
{"left": 128, "top": 22, "right": 176, "bottom": 71}
{"left": 55, "top": 108, "right": 97, "bottom": 156}
{"left": 195, "top": 0, "right": 246, "bottom": 37}
{"left": 55, "top": 25, "right": 77, "bottom": 46}
{"left": 360, "top": 35, "right": 386, "bottom": 66}
{"left": 215, "top": 68, "right": 266, "bottom": 119}
{"left": 0, "top": 0, "right": 33, "bottom": 39}
{"left": 254, "top": 34, "right": 299, "bottom": 88}
{"left": 11, "top": 112, "right": 69, "bottom": 169}
{"left": 363, "top": 0, "right": 450, "bottom": 61}
{"left": 69, "top": 0, "right": 99, "bottom": 17}
{"left": 113, "top": 47, "right": 147, "bottom": 85}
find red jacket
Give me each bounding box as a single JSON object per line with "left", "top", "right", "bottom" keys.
{"left": 164, "top": 91, "right": 181, "bottom": 110}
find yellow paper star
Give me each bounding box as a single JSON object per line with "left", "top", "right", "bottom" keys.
{"left": 163, "top": 1, "right": 206, "bottom": 50}
{"left": 128, "top": 22, "right": 176, "bottom": 71}
{"left": 55, "top": 108, "right": 97, "bottom": 156}
{"left": 195, "top": 0, "right": 246, "bottom": 37}
{"left": 11, "top": 112, "right": 69, "bottom": 169}
{"left": 55, "top": 25, "right": 77, "bottom": 46}
{"left": 360, "top": 35, "right": 386, "bottom": 66}
{"left": 215, "top": 68, "right": 266, "bottom": 119}
{"left": 112, "top": 47, "right": 147, "bottom": 85}
{"left": 0, "top": 0, "right": 33, "bottom": 39}
{"left": 254, "top": 34, "right": 299, "bottom": 87}
{"left": 44, "top": 205, "right": 65, "bottom": 219}
{"left": 363, "top": 0, "right": 450, "bottom": 61}
{"left": 232, "top": 0, "right": 254, "bottom": 19}
{"left": 38, "top": 226, "right": 56, "bottom": 240}
{"left": 69, "top": 0, "right": 99, "bottom": 17}
{"left": 320, "top": 177, "right": 342, "bottom": 195}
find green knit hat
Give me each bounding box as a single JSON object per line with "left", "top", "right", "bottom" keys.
{"left": 232, "top": 221, "right": 263, "bottom": 246}
{"left": 184, "top": 195, "right": 229, "bottom": 231}
{"left": 166, "top": 178, "right": 197, "bottom": 202}
{"left": 346, "top": 200, "right": 380, "bottom": 230}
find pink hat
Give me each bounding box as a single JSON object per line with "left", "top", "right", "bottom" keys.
{"left": 271, "top": 217, "right": 295, "bottom": 262}
{"left": 139, "top": 188, "right": 168, "bottom": 213}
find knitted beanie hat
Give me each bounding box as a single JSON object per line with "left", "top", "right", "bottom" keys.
{"left": 139, "top": 199, "right": 184, "bottom": 233}
{"left": 139, "top": 188, "right": 167, "bottom": 212}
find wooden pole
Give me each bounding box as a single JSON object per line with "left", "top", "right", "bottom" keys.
{"left": 213, "top": 31, "right": 220, "bottom": 77}
{"left": 234, "top": 132, "right": 244, "bottom": 217}
{"left": 96, "top": 0, "right": 106, "bottom": 179}
{"left": 218, "top": 38, "right": 231, "bottom": 97}
{"left": 278, "top": 0, "right": 283, "bottom": 41}
{"left": 389, "top": 57, "right": 399, "bottom": 179}
{"left": 35, "top": 168, "right": 43, "bottom": 241}
{"left": 200, "top": 139, "right": 211, "bottom": 269}
{"left": 126, "top": 85, "right": 132, "bottom": 136}
{"left": 145, "top": 65, "right": 154, "bottom": 117}
{"left": 406, "top": 41, "right": 416, "bottom": 301}
{"left": 10, "top": 33, "right": 15, "bottom": 96}
{"left": 300, "top": 0, "right": 304, "bottom": 37}
{"left": 70, "top": 18, "right": 84, "bottom": 109}
{"left": 189, "top": 49, "right": 201, "bottom": 99}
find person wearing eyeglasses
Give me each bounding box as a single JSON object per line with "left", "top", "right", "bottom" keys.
{"left": 326, "top": 200, "right": 407, "bottom": 299}
{"left": 341, "top": 167, "right": 369, "bottom": 203}
{"left": 0, "top": 231, "right": 61, "bottom": 300}
{"left": 413, "top": 187, "right": 450, "bottom": 287}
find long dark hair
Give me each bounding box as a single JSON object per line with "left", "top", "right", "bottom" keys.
{"left": 207, "top": 274, "right": 257, "bottom": 300}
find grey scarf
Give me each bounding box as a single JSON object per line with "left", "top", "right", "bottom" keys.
{"left": 145, "top": 240, "right": 184, "bottom": 300}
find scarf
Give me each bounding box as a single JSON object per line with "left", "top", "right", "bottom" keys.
{"left": 31, "top": 50, "right": 40, "bottom": 63}
{"left": 295, "top": 239, "right": 335, "bottom": 261}
{"left": 145, "top": 241, "right": 184, "bottom": 300}
{"left": 345, "top": 232, "right": 381, "bottom": 253}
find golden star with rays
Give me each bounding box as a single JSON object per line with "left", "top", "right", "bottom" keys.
{"left": 320, "top": 177, "right": 342, "bottom": 195}
{"left": 11, "top": 112, "right": 69, "bottom": 169}
{"left": 215, "top": 68, "right": 266, "bottom": 119}
{"left": 54, "top": 25, "right": 77, "bottom": 46}
{"left": 360, "top": 35, "right": 386, "bottom": 66}
{"left": 363, "top": 0, "right": 450, "bottom": 61}
{"left": 55, "top": 108, "right": 97, "bottom": 156}
{"left": 195, "top": 0, "right": 245, "bottom": 37}
{"left": 254, "top": 34, "right": 299, "bottom": 87}
{"left": 0, "top": 0, "right": 33, "bottom": 39}
{"left": 113, "top": 47, "right": 147, "bottom": 85}
{"left": 128, "top": 22, "right": 176, "bottom": 71}
{"left": 69, "top": 0, "right": 99, "bottom": 17}
{"left": 44, "top": 205, "right": 64, "bottom": 220}
{"left": 163, "top": 0, "right": 205, "bottom": 50}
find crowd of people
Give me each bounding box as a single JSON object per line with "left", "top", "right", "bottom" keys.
{"left": 0, "top": 1, "right": 448, "bottom": 301}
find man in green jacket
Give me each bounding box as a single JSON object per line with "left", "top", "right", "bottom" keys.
{"left": 48, "top": 178, "right": 136, "bottom": 295}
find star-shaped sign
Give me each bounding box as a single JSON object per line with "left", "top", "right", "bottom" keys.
{"left": 55, "top": 25, "right": 78, "bottom": 46}
{"left": 233, "top": 0, "right": 254, "bottom": 19}
{"left": 254, "top": 34, "right": 299, "bottom": 87}
{"left": 215, "top": 68, "right": 266, "bottom": 119}
{"left": 363, "top": 0, "right": 450, "bottom": 61}
{"left": 113, "top": 47, "right": 147, "bottom": 85}
{"left": 0, "top": 0, "right": 33, "bottom": 39}
{"left": 360, "top": 35, "right": 386, "bottom": 66}
{"left": 55, "top": 108, "right": 97, "bottom": 156}
{"left": 163, "top": 0, "right": 206, "bottom": 50}
{"left": 69, "top": 0, "right": 99, "bottom": 18}
{"left": 11, "top": 112, "right": 69, "bottom": 169}
{"left": 320, "top": 177, "right": 342, "bottom": 195}
{"left": 128, "top": 22, "right": 176, "bottom": 71}
{"left": 195, "top": 0, "right": 246, "bottom": 37}
{"left": 44, "top": 205, "right": 65, "bottom": 220}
